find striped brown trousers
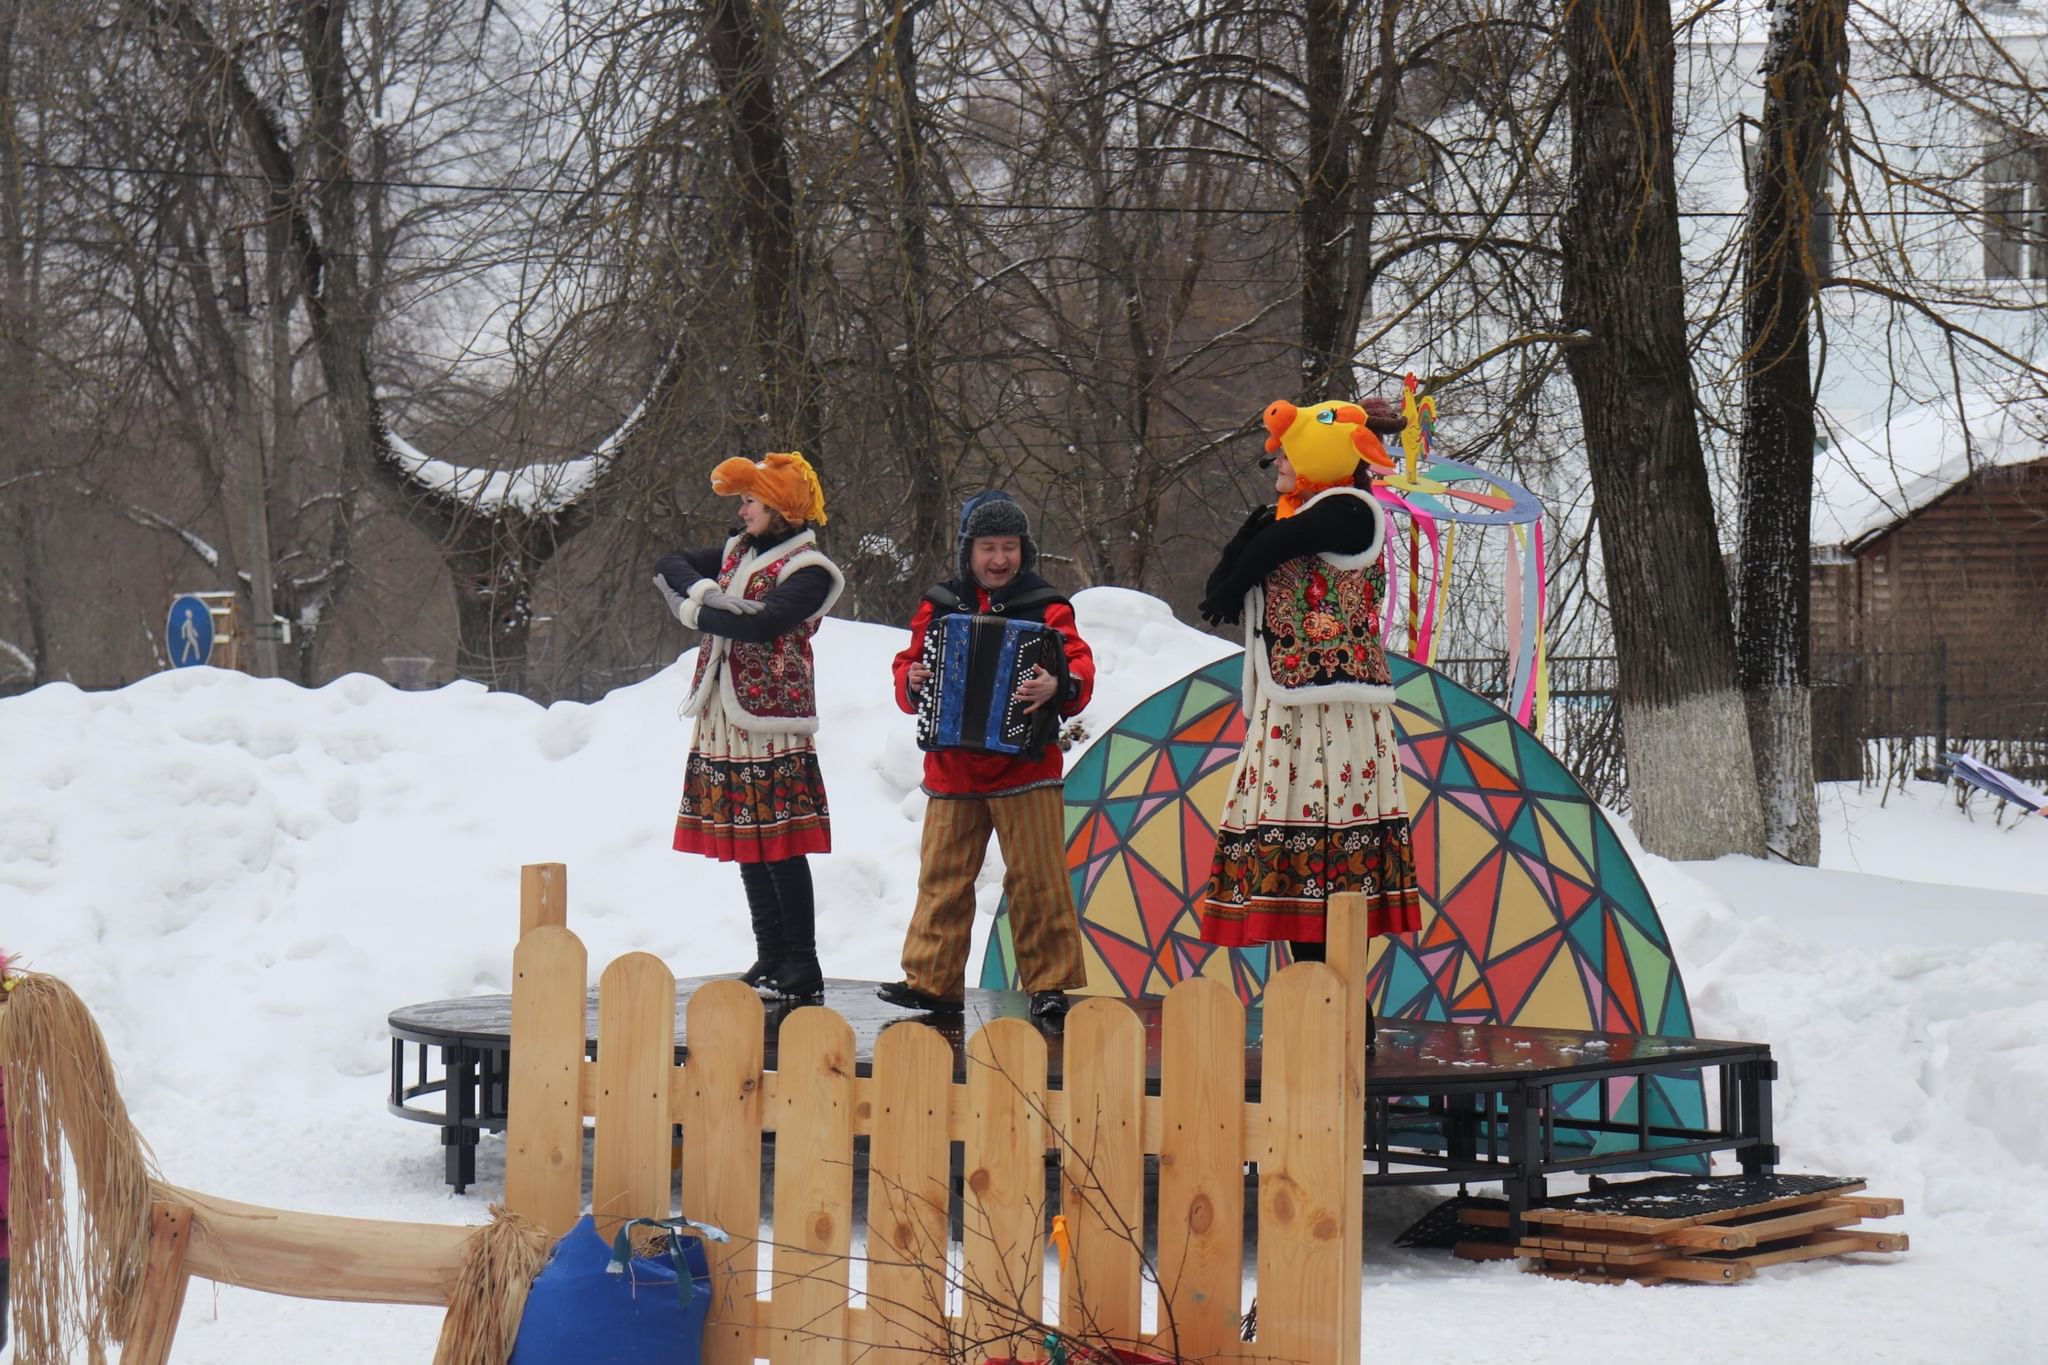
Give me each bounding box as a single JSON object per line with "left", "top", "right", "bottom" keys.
{"left": 899, "top": 784, "right": 1088, "bottom": 1000}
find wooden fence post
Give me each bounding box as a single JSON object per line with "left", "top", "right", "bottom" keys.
{"left": 505, "top": 925, "right": 588, "bottom": 1239}
{"left": 519, "top": 862, "right": 568, "bottom": 940}
{"left": 1058, "top": 1000, "right": 1145, "bottom": 1349}
{"left": 1326, "top": 890, "right": 1371, "bottom": 1365}
{"left": 769, "top": 1006, "right": 856, "bottom": 1364}
{"left": 864, "top": 1021, "right": 953, "bottom": 1358}
{"left": 962, "top": 1018, "right": 1048, "bottom": 1362}
{"left": 681, "top": 980, "right": 767, "bottom": 1365}
{"left": 1253, "top": 959, "right": 1351, "bottom": 1365}
{"left": 592, "top": 952, "right": 675, "bottom": 1243}
{"left": 1156, "top": 976, "right": 1246, "bottom": 1360}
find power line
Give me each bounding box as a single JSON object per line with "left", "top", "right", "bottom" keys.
{"left": 21, "top": 154, "right": 2017, "bottom": 224}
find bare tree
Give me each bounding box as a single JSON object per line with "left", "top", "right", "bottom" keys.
{"left": 1559, "top": 0, "right": 1765, "bottom": 858}
{"left": 1733, "top": 0, "right": 1849, "bottom": 864}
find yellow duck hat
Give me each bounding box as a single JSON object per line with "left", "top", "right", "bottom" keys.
{"left": 710, "top": 450, "right": 828, "bottom": 525}
{"left": 1261, "top": 399, "right": 1399, "bottom": 485}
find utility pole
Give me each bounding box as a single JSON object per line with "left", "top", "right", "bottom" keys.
{"left": 224, "top": 228, "right": 282, "bottom": 678}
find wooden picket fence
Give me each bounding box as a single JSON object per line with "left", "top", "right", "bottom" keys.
{"left": 500, "top": 876, "right": 1372, "bottom": 1365}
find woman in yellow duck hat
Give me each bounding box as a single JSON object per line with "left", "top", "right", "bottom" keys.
{"left": 1194, "top": 398, "right": 1418, "bottom": 1050}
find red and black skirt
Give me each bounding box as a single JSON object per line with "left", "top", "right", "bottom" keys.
{"left": 674, "top": 696, "right": 831, "bottom": 862}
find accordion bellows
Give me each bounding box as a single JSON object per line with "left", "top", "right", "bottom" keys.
{"left": 916, "top": 613, "right": 1067, "bottom": 758}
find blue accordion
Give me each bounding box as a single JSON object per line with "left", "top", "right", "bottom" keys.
{"left": 915, "top": 613, "right": 1068, "bottom": 758}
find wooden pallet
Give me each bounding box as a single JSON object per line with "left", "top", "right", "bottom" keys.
{"left": 1472, "top": 1177, "right": 1908, "bottom": 1284}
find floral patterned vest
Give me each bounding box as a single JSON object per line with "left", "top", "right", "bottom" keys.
{"left": 1247, "top": 487, "right": 1396, "bottom": 706}
{"left": 683, "top": 530, "right": 844, "bottom": 734}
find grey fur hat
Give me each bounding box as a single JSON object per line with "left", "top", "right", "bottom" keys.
{"left": 957, "top": 489, "right": 1039, "bottom": 580}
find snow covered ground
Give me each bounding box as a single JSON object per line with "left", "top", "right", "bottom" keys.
{"left": 2, "top": 588, "right": 2044, "bottom": 1363}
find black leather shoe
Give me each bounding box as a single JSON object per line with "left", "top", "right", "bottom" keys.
{"left": 1029, "top": 990, "right": 1070, "bottom": 1020}
{"left": 877, "top": 980, "right": 964, "bottom": 1014}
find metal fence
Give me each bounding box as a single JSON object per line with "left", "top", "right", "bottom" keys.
{"left": 1437, "top": 650, "right": 2048, "bottom": 808}
{"left": 1813, "top": 648, "right": 2048, "bottom": 787}
{"left": 1430, "top": 655, "right": 1627, "bottom": 809}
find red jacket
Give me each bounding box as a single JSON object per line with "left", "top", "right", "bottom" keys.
{"left": 893, "top": 587, "right": 1095, "bottom": 797}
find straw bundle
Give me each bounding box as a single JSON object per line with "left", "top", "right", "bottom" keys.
{"left": 432, "top": 1203, "right": 551, "bottom": 1365}
{"left": 0, "top": 971, "right": 158, "bottom": 1362}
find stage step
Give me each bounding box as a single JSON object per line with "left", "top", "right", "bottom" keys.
{"left": 1454, "top": 1173, "right": 1908, "bottom": 1284}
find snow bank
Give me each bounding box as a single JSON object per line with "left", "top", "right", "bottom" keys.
{"left": 3, "top": 589, "right": 2046, "bottom": 1361}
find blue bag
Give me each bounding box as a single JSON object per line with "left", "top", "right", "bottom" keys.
{"left": 509, "top": 1213, "right": 728, "bottom": 1364}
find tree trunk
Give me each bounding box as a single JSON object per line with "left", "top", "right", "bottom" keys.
{"left": 1296, "top": 0, "right": 1401, "bottom": 402}
{"left": 0, "top": 0, "right": 50, "bottom": 684}
{"left": 887, "top": 7, "right": 948, "bottom": 608}
{"left": 132, "top": 0, "right": 625, "bottom": 691}
{"left": 449, "top": 533, "right": 540, "bottom": 694}
{"left": 1559, "top": 0, "right": 1765, "bottom": 859}
{"left": 1735, "top": 0, "right": 1847, "bottom": 866}
{"left": 704, "top": 0, "right": 818, "bottom": 456}
{"left": 1297, "top": 0, "right": 1354, "bottom": 400}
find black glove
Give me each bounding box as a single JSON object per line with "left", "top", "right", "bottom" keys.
{"left": 1200, "top": 506, "right": 1273, "bottom": 625}
{"left": 1198, "top": 588, "right": 1243, "bottom": 627}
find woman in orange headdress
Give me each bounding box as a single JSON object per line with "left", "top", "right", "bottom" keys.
{"left": 1194, "top": 400, "right": 1421, "bottom": 1048}
{"left": 653, "top": 452, "right": 843, "bottom": 1000}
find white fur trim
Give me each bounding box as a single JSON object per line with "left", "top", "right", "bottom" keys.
{"left": 767, "top": 548, "right": 845, "bottom": 622}
{"left": 681, "top": 638, "right": 723, "bottom": 717}
{"left": 685, "top": 577, "right": 717, "bottom": 603}
{"left": 680, "top": 530, "right": 840, "bottom": 732}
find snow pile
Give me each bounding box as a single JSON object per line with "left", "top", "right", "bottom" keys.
{"left": 3, "top": 588, "right": 2047, "bottom": 1361}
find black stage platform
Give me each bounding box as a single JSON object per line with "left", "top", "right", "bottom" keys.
{"left": 391, "top": 977, "right": 1777, "bottom": 1232}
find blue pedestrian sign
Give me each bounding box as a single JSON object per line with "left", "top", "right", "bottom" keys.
{"left": 167, "top": 594, "right": 215, "bottom": 668}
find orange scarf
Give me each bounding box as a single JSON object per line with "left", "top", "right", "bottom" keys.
{"left": 1276, "top": 477, "right": 1348, "bottom": 519}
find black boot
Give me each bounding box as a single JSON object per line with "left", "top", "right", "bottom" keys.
{"left": 759, "top": 857, "right": 823, "bottom": 1000}
{"left": 737, "top": 862, "right": 783, "bottom": 988}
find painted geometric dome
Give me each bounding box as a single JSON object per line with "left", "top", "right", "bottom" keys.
{"left": 981, "top": 650, "right": 1694, "bottom": 1039}
{"left": 979, "top": 650, "right": 1704, "bottom": 1161}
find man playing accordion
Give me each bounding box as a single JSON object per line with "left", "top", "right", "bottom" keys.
{"left": 882, "top": 490, "right": 1095, "bottom": 1020}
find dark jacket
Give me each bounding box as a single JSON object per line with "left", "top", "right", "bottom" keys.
{"left": 891, "top": 571, "right": 1095, "bottom": 797}
{"left": 1197, "top": 491, "right": 1382, "bottom": 626}
{"left": 655, "top": 530, "right": 837, "bottom": 643}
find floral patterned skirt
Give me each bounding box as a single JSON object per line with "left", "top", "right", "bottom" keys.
{"left": 674, "top": 694, "right": 831, "bottom": 862}
{"left": 1198, "top": 685, "right": 1420, "bottom": 947}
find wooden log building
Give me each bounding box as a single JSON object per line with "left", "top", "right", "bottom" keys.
{"left": 1809, "top": 435, "right": 2048, "bottom": 779}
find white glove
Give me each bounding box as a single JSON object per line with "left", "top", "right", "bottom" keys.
{"left": 702, "top": 587, "right": 765, "bottom": 615}
{"left": 653, "top": 574, "right": 689, "bottom": 621}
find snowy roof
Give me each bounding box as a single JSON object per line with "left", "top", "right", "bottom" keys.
{"left": 1683, "top": 0, "right": 2048, "bottom": 46}
{"left": 1812, "top": 387, "right": 2048, "bottom": 550}
{"left": 381, "top": 396, "right": 646, "bottom": 517}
